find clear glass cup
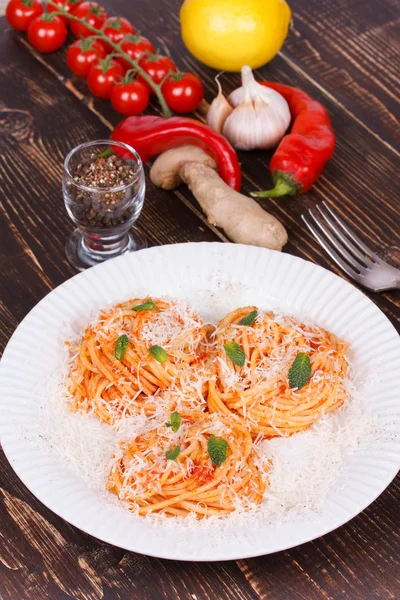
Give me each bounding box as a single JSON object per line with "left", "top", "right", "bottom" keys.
{"left": 63, "top": 140, "right": 147, "bottom": 271}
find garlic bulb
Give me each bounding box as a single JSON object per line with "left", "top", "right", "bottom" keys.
{"left": 206, "top": 75, "right": 233, "bottom": 133}
{"left": 207, "top": 65, "right": 291, "bottom": 151}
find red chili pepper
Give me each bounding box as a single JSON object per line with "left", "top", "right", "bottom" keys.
{"left": 111, "top": 115, "right": 241, "bottom": 191}
{"left": 251, "top": 83, "right": 335, "bottom": 198}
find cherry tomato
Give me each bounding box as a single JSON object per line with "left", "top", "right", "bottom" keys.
{"left": 70, "top": 1, "right": 107, "bottom": 38}
{"left": 66, "top": 38, "right": 107, "bottom": 78}
{"left": 87, "top": 59, "right": 125, "bottom": 99}
{"left": 103, "top": 16, "right": 135, "bottom": 50}
{"left": 117, "top": 34, "right": 155, "bottom": 70}
{"left": 28, "top": 13, "right": 67, "bottom": 52}
{"left": 138, "top": 53, "right": 177, "bottom": 94}
{"left": 111, "top": 80, "right": 149, "bottom": 116}
{"left": 162, "top": 72, "right": 204, "bottom": 114}
{"left": 46, "top": 0, "right": 81, "bottom": 22}
{"left": 6, "top": 0, "right": 43, "bottom": 31}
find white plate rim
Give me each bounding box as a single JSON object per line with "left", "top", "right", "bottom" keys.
{"left": 1, "top": 242, "right": 399, "bottom": 561}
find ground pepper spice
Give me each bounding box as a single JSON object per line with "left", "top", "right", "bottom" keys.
{"left": 69, "top": 152, "right": 137, "bottom": 227}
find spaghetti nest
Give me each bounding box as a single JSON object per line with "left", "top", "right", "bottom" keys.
{"left": 67, "top": 298, "right": 350, "bottom": 520}
{"left": 208, "top": 307, "right": 350, "bottom": 437}
{"left": 67, "top": 298, "right": 213, "bottom": 424}
{"left": 107, "top": 413, "right": 268, "bottom": 518}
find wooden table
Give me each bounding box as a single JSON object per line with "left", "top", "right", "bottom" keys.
{"left": 1, "top": 0, "right": 399, "bottom": 598}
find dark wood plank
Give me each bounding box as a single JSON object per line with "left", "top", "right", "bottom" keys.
{"left": 238, "top": 476, "right": 400, "bottom": 600}
{"left": 0, "top": 17, "right": 222, "bottom": 319}
{"left": 284, "top": 0, "right": 400, "bottom": 148}
{"left": 30, "top": 0, "right": 400, "bottom": 150}
{"left": 11, "top": 0, "right": 399, "bottom": 328}
{"left": 0, "top": 13, "right": 259, "bottom": 600}
{"left": 11, "top": 30, "right": 228, "bottom": 244}
{"left": 2, "top": 440, "right": 398, "bottom": 600}
{"left": 1, "top": 0, "right": 400, "bottom": 599}
{"left": 1, "top": 449, "right": 259, "bottom": 600}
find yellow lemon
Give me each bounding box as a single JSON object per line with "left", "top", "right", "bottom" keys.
{"left": 180, "top": 0, "right": 291, "bottom": 72}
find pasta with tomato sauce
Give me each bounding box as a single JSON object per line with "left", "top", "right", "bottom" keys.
{"left": 107, "top": 414, "right": 268, "bottom": 517}
{"left": 66, "top": 299, "right": 350, "bottom": 519}
{"left": 67, "top": 298, "right": 213, "bottom": 424}
{"left": 208, "top": 307, "right": 349, "bottom": 437}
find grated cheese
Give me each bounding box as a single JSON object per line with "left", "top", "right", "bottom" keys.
{"left": 28, "top": 298, "right": 386, "bottom": 533}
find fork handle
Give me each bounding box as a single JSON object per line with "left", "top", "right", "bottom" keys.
{"left": 388, "top": 280, "right": 400, "bottom": 291}
{"left": 379, "top": 270, "right": 400, "bottom": 291}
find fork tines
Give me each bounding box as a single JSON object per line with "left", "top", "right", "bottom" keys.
{"left": 301, "top": 201, "right": 381, "bottom": 281}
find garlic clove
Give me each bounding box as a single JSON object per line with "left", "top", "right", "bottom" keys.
{"left": 223, "top": 65, "right": 291, "bottom": 150}
{"left": 206, "top": 76, "right": 233, "bottom": 133}
{"left": 228, "top": 65, "right": 265, "bottom": 107}
{"left": 223, "top": 98, "right": 290, "bottom": 150}
{"left": 222, "top": 98, "right": 258, "bottom": 150}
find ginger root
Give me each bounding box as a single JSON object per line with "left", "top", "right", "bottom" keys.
{"left": 150, "top": 148, "right": 288, "bottom": 251}
{"left": 150, "top": 145, "right": 217, "bottom": 190}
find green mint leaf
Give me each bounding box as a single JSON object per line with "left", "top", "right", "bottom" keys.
{"left": 114, "top": 334, "right": 128, "bottom": 360}
{"left": 150, "top": 345, "right": 168, "bottom": 363}
{"left": 239, "top": 310, "right": 257, "bottom": 326}
{"left": 207, "top": 435, "right": 228, "bottom": 467}
{"left": 288, "top": 352, "right": 311, "bottom": 389}
{"left": 224, "top": 341, "right": 246, "bottom": 367}
{"left": 165, "top": 411, "right": 181, "bottom": 432}
{"left": 165, "top": 445, "right": 180, "bottom": 461}
{"left": 132, "top": 300, "right": 157, "bottom": 312}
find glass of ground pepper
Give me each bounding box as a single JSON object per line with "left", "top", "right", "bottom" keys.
{"left": 63, "top": 140, "right": 147, "bottom": 271}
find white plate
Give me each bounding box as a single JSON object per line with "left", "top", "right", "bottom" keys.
{"left": 1, "top": 242, "right": 399, "bottom": 561}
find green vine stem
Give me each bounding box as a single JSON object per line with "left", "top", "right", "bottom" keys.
{"left": 46, "top": 0, "right": 172, "bottom": 117}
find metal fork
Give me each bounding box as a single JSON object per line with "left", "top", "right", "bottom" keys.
{"left": 302, "top": 201, "right": 400, "bottom": 291}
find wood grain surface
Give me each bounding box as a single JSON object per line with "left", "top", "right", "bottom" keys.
{"left": 0, "top": 0, "right": 399, "bottom": 598}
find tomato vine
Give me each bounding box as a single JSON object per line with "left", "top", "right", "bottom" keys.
{"left": 46, "top": 0, "right": 173, "bottom": 117}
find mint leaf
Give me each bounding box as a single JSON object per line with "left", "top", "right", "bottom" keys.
{"left": 132, "top": 300, "right": 157, "bottom": 312}
{"left": 149, "top": 345, "right": 168, "bottom": 363}
{"left": 207, "top": 435, "right": 228, "bottom": 467}
{"left": 288, "top": 352, "right": 311, "bottom": 389}
{"left": 114, "top": 334, "right": 128, "bottom": 360}
{"left": 224, "top": 342, "right": 246, "bottom": 367}
{"left": 239, "top": 310, "right": 257, "bottom": 326}
{"left": 166, "top": 411, "right": 181, "bottom": 432}
{"left": 165, "top": 445, "right": 180, "bottom": 461}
